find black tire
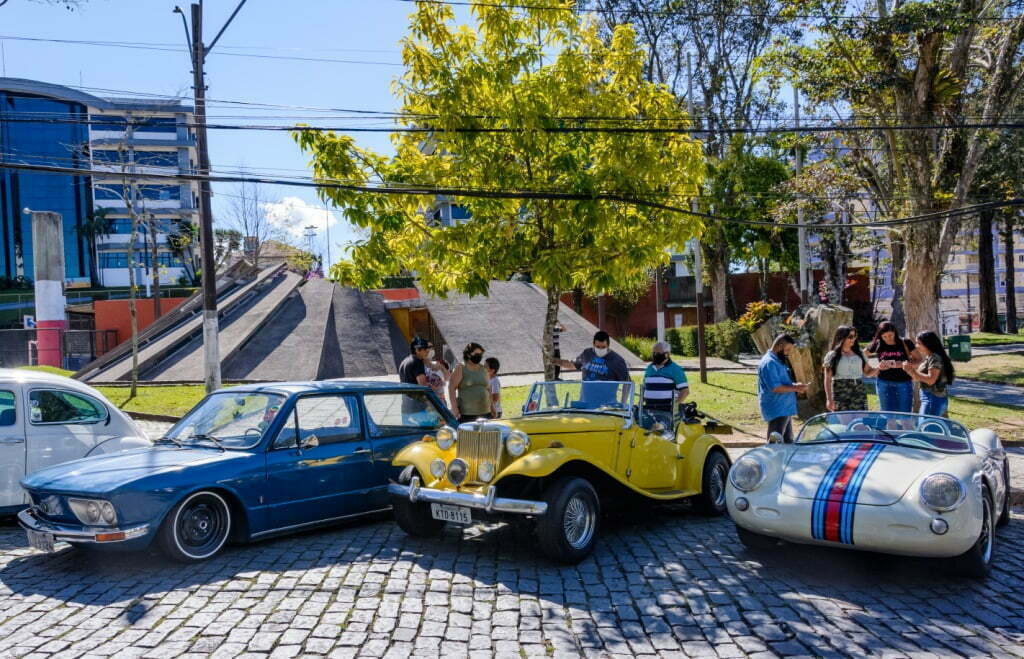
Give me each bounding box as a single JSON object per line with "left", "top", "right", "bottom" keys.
{"left": 997, "top": 463, "right": 1011, "bottom": 529}
{"left": 949, "top": 485, "right": 994, "bottom": 578}
{"left": 695, "top": 450, "right": 730, "bottom": 516}
{"left": 736, "top": 525, "right": 780, "bottom": 551}
{"left": 391, "top": 466, "right": 446, "bottom": 537}
{"left": 536, "top": 477, "right": 601, "bottom": 564}
{"left": 157, "top": 490, "right": 232, "bottom": 563}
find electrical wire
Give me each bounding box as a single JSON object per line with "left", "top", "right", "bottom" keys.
{"left": 2, "top": 159, "right": 1021, "bottom": 230}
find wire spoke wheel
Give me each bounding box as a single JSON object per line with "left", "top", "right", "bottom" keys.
{"left": 563, "top": 494, "right": 596, "bottom": 550}
{"left": 709, "top": 462, "right": 728, "bottom": 509}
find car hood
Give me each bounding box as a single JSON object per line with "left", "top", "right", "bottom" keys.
{"left": 21, "top": 447, "right": 248, "bottom": 494}
{"left": 780, "top": 442, "right": 944, "bottom": 506}
{"left": 501, "top": 413, "right": 625, "bottom": 436}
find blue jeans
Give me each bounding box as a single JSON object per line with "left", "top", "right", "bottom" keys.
{"left": 918, "top": 389, "right": 948, "bottom": 417}
{"left": 875, "top": 379, "right": 913, "bottom": 413}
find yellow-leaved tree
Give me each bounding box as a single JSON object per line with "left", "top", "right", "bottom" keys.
{"left": 295, "top": 1, "right": 704, "bottom": 377}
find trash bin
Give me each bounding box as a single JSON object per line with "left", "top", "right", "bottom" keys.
{"left": 946, "top": 335, "right": 971, "bottom": 362}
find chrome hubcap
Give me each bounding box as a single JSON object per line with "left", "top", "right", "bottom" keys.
{"left": 709, "top": 464, "right": 727, "bottom": 508}
{"left": 563, "top": 495, "right": 596, "bottom": 549}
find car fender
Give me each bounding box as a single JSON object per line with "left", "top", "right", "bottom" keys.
{"left": 678, "top": 432, "right": 731, "bottom": 491}
{"left": 86, "top": 435, "right": 153, "bottom": 457}
{"left": 495, "top": 447, "right": 606, "bottom": 481}
{"left": 392, "top": 440, "right": 455, "bottom": 487}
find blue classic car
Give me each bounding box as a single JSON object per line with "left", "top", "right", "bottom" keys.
{"left": 18, "top": 381, "right": 454, "bottom": 561}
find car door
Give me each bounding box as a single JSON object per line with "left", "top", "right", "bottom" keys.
{"left": 24, "top": 388, "right": 110, "bottom": 475}
{"left": 361, "top": 389, "right": 450, "bottom": 508}
{"left": 264, "top": 394, "right": 378, "bottom": 531}
{"left": 0, "top": 386, "right": 27, "bottom": 509}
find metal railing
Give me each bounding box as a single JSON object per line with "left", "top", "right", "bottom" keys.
{"left": 0, "top": 328, "right": 119, "bottom": 371}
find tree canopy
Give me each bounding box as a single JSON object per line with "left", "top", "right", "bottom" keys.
{"left": 295, "top": 1, "right": 704, "bottom": 374}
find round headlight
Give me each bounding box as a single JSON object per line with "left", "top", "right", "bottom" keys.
{"left": 729, "top": 456, "right": 766, "bottom": 492}
{"left": 477, "top": 461, "right": 495, "bottom": 482}
{"left": 506, "top": 430, "right": 530, "bottom": 457}
{"left": 99, "top": 501, "right": 117, "bottom": 525}
{"left": 86, "top": 501, "right": 101, "bottom": 523}
{"left": 447, "top": 458, "right": 469, "bottom": 486}
{"left": 436, "top": 426, "right": 456, "bottom": 451}
{"left": 920, "top": 473, "right": 964, "bottom": 511}
{"left": 429, "top": 458, "right": 446, "bottom": 479}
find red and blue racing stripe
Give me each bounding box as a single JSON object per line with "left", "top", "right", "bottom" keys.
{"left": 810, "top": 442, "right": 886, "bottom": 544}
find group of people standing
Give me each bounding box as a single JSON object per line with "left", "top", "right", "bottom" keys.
{"left": 398, "top": 337, "right": 503, "bottom": 423}
{"left": 757, "top": 320, "right": 957, "bottom": 441}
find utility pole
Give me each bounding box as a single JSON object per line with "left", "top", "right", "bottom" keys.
{"left": 324, "top": 207, "right": 332, "bottom": 274}
{"left": 795, "top": 87, "right": 809, "bottom": 305}
{"left": 687, "top": 52, "right": 707, "bottom": 384}
{"left": 175, "top": 1, "right": 248, "bottom": 393}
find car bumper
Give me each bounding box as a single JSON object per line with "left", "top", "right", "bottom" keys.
{"left": 388, "top": 476, "right": 548, "bottom": 516}
{"left": 18, "top": 507, "right": 150, "bottom": 545}
{"left": 726, "top": 487, "right": 982, "bottom": 558}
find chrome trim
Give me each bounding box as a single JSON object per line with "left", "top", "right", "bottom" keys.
{"left": 18, "top": 508, "right": 148, "bottom": 543}
{"left": 388, "top": 482, "right": 548, "bottom": 516}
{"left": 250, "top": 507, "right": 391, "bottom": 538}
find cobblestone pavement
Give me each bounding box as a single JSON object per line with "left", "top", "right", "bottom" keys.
{"left": 1, "top": 504, "right": 1022, "bottom": 658}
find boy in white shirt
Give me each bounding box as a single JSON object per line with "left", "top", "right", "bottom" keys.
{"left": 485, "top": 357, "right": 502, "bottom": 418}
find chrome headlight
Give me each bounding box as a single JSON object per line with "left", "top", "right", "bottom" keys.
{"left": 729, "top": 456, "right": 766, "bottom": 492}
{"left": 68, "top": 498, "right": 117, "bottom": 526}
{"left": 920, "top": 473, "right": 964, "bottom": 511}
{"left": 506, "top": 430, "right": 530, "bottom": 457}
{"left": 477, "top": 461, "right": 495, "bottom": 482}
{"left": 436, "top": 426, "right": 456, "bottom": 450}
{"left": 447, "top": 458, "right": 469, "bottom": 486}
{"left": 429, "top": 458, "right": 446, "bottom": 479}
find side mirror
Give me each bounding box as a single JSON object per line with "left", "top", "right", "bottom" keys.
{"left": 768, "top": 431, "right": 785, "bottom": 444}
{"left": 300, "top": 434, "right": 319, "bottom": 450}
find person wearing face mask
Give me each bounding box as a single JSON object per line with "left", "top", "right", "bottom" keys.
{"left": 449, "top": 342, "right": 492, "bottom": 423}
{"left": 757, "top": 334, "right": 808, "bottom": 443}
{"left": 399, "top": 337, "right": 432, "bottom": 387}
{"left": 642, "top": 341, "right": 689, "bottom": 431}
{"left": 553, "top": 331, "right": 630, "bottom": 383}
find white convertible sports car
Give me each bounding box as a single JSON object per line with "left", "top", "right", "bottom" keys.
{"left": 726, "top": 411, "right": 1009, "bottom": 577}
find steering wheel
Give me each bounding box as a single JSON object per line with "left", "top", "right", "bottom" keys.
{"left": 895, "top": 432, "right": 936, "bottom": 449}
{"left": 845, "top": 420, "right": 872, "bottom": 432}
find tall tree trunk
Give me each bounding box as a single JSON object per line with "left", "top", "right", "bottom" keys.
{"left": 978, "top": 210, "right": 1000, "bottom": 332}
{"left": 127, "top": 205, "right": 139, "bottom": 399}
{"left": 702, "top": 241, "right": 729, "bottom": 322}
{"left": 902, "top": 252, "right": 942, "bottom": 338}
{"left": 149, "top": 217, "right": 162, "bottom": 319}
{"left": 543, "top": 286, "right": 562, "bottom": 380}
{"left": 1004, "top": 213, "right": 1018, "bottom": 334}
{"left": 888, "top": 239, "right": 906, "bottom": 330}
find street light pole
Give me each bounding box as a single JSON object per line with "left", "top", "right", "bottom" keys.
{"left": 175, "top": 1, "right": 248, "bottom": 393}
{"left": 687, "top": 52, "right": 707, "bottom": 384}
{"left": 795, "top": 87, "right": 809, "bottom": 305}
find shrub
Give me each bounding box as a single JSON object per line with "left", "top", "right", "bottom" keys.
{"left": 709, "top": 320, "right": 744, "bottom": 361}
{"left": 667, "top": 326, "right": 699, "bottom": 356}
{"left": 737, "top": 300, "right": 782, "bottom": 334}
{"left": 620, "top": 335, "right": 655, "bottom": 361}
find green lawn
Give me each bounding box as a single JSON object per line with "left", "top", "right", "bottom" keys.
{"left": 964, "top": 331, "right": 1024, "bottom": 346}
{"left": 95, "top": 385, "right": 214, "bottom": 418}
{"left": 952, "top": 353, "right": 1024, "bottom": 386}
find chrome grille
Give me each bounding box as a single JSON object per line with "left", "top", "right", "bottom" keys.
{"left": 456, "top": 427, "right": 503, "bottom": 483}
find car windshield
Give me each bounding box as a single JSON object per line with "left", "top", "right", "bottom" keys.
{"left": 796, "top": 411, "right": 972, "bottom": 453}
{"left": 522, "top": 381, "right": 634, "bottom": 417}
{"left": 164, "top": 391, "right": 287, "bottom": 450}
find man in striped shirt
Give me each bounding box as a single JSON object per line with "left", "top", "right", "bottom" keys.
{"left": 642, "top": 341, "right": 690, "bottom": 431}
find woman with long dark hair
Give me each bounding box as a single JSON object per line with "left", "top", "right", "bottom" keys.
{"left": 867, "top": 320, "right": 918, "bottom": 412}
{"left": 823, "top": 325, "right": 878, "bottom": 412}
{"left": 903, "top": 331, "right": 956, "bottom": 417}
{"left": 448, "top": 342, "right": 492, "bottom": 423}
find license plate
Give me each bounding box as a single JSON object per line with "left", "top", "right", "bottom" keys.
{"left": 430, "top": 503, "right": 473, "bottom": 524}
{"left": 26, "top": 529, "right": 55, "bottom": 553}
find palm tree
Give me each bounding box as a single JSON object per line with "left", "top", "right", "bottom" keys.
{"left": 78, "top": 208, "right": 113, "bottom": 287}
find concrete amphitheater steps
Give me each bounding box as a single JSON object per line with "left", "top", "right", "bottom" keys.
{"left": 145, "top": 270, "right": 304, "bottom": 382}
{"left": 331, "top": 286, "right": 403, "bottom": 378}
{"left": 224, "top": 278, "right": 336, "bottom": 381}
{"left": 83, "top": 264, "right": 285, "bottom": 383}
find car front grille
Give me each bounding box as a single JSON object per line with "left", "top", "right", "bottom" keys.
{"left": 456, "top": 427, "right": 503, "bottom": 483}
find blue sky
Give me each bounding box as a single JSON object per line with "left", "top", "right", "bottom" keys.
{"left": 0, "top": 0, "right": 468, "bottom": 270}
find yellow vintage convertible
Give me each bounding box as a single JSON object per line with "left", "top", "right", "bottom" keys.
{"left": 387, "top": 380, "right": 731, "bottom": 563}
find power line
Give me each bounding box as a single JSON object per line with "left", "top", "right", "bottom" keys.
{"left": 3, "top": 159, "right": 1021, "bottom": 230}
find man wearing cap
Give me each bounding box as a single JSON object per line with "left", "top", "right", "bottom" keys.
{"left": 399, "top": 336, "right": 432, "bottom": 387}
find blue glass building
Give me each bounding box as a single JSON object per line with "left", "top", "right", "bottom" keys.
{"left": 0, "top": 78, "right": 197, "bottom": 288}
